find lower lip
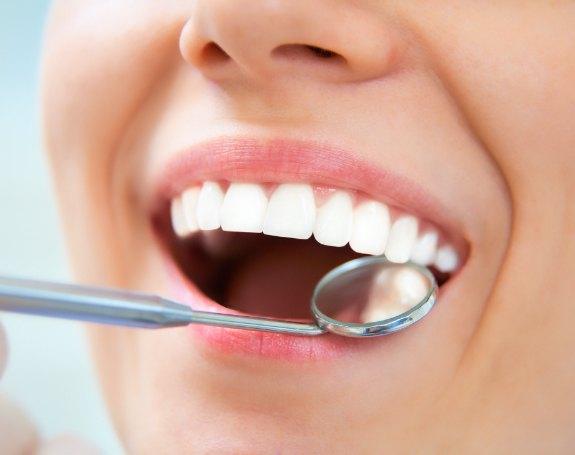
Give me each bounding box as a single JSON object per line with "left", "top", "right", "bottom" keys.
{"left": 162, "top": 252, "right": 377, "bottom": 362}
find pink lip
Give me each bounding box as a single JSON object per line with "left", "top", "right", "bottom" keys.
{"left": 154, "top": 137, "right": 462, "bottom": 239}
{"left": 152, "top": 136, "right": 461, "bottom": 361}
{"left": 163, "top": 254, "right": 370, "bottom": 361}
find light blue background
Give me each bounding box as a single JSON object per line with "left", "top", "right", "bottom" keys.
{"left": 1, "top": 2, "right": 122, "bottom": 453}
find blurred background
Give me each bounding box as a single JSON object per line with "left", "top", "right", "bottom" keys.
{"left": 0, "top": 2, "right": 122, "bottom": 453}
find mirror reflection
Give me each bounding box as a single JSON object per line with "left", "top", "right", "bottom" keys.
{"left": 314, "top": 261, "right": 432, "bottom": 324}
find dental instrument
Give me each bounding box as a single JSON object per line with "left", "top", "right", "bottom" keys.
{"left": 0, "top": 257, "right": 437, "bottom": 337}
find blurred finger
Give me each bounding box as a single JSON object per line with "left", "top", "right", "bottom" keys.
{"left": 0, "top": 393, "right": 38, "bottom": 455}
{"left": 37, "top": 435, "right": 101, "bottom": 455}
{"left": 0, "top": 322, "right": 7, "bottom": 378}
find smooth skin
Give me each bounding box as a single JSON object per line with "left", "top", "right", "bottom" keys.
{"left": 41, "top": 1, "right": 575, "bottom": 453}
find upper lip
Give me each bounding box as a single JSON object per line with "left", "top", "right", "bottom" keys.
{"left": 151, "top": 136, "right": 467, "bottom": 249}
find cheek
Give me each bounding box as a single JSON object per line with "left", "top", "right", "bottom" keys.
{"left": 42, "top": 5, "right": 183, "bottom": 159}
{"left": 401, "top": 2, "right": 575, "bottom": 174}
{"left": 86, "top": 326, "right": 131, "bottom": 435}
{"left": 41, "top": 4, "right": 187, "bottom": 281}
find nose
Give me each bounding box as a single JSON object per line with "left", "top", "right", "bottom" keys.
{"left": 180, "top": 0, "right": 402, "bottom": 84}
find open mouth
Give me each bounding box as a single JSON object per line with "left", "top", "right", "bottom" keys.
{"left": 151, "top": 139, "right": 465, "bottom": 331}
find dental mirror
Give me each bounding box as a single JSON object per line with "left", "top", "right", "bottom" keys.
{"left": 311, "top": 256, "right": 437, "bottom": 337}
{"left": 0, "top": 256, "right": 437, "bottom": 338}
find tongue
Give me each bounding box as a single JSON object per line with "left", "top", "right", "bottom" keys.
{"left": 225, "top": 239, "right": 358, "bottom": 319}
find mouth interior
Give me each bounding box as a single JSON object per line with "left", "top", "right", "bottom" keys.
{"left": 158, "top": 214, "right": 449, "bottom": 320}
{"left": 171, "top": 230, "right": 363, "bottom": 319}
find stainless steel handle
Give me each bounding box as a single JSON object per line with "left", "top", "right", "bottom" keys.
{"left": 0, "top": 276, "right": 185, "bottom": 328}
{"left": 0, "top": 276, "right": 325, "bottom": 335}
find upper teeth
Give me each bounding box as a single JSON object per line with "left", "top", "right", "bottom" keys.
{"left": 220, "top": 183, "right": 267, "bottom": 233}
{"left": 263, "top": 183, "right": 316, "bottom": 239}
{"left": 349, "top": 200, "right": 390, "bottom": 256}
{"left": 313, "top": 190, "right": 354, "bottom": 247}
{"left": 196, "top": 181, "right": 225, "bottom": 230}
{"left": 170, "top": 181, "right": 460, "bottom": 272}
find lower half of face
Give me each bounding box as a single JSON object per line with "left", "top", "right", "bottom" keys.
{"left": 41, "top": 1, "right": 575, "bottom": 453}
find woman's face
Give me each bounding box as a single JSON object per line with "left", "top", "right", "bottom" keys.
{"left": 42, "top": 1, "right": 575, "bottom": 452}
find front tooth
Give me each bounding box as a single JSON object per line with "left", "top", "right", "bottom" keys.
{"left": 220, "top": 183, "right": 268, "bottom": 233}
{"left": 349, "top": 201, "right": 390, "bottom": 255}
{"left": 263, "top": 183, "right": 316, "bottom": 239}
{"left": 385, "top": 215, "right": 418, "bottom": 263}
{"left": 196, "top": 181, "right": 225, "bottom": 230}
{"left": 434, "top": 245, "right": 459, "bottom": 272}
{"left": 410, "top": 231, "right": 438, "bottom": 265}
{"left": 313, "top": 191, "right": 354, "bottom": 247}
{"left": 170, "top": 197, "right": 191, "bottom": 238}
{"left": 181, "top": 187, "right": 201, "bottom": 231}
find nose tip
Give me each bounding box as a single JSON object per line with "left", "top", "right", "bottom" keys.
{"left": 180, "top": 0, "right": 402, "bottom": 84}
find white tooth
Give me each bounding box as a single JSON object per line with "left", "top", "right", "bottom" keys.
{"left": 349, "top": 201, "right": 390, "bottom": 255}
{"left": 313, "top": 191, "right": 354, "bottom": 247}
{"left": 170, "top": 197, "right": 191, "bottom": 238}
{"left": 181, "top": 187, "right": 201, "bottom": 232}
{"left": 434, "top": 245, "right": 459, "bottom": 272}
{"left": 410, "top": 231, "right": 438, "bottom": 265}
{"left": 196, "top": 181, "right": 225, "bottom": 230}
{"left": 385, "top": 215, "right": 418, "bottom": 263}
{"left": 263, "top": 183, "right": 316, "bottom": 239}
{"left": 220, "top": 183, "right": 268, "bottom": 233}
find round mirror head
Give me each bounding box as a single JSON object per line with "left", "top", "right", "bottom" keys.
{"left": 311, "top": 256, "right": 437, "bottom": 337}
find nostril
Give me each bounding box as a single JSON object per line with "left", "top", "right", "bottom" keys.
{"left": 272, "top": 44, "right": 347, "bottom": 66}
{"left": 305, "top": 45, "right": 338, "bottom": 59}
{"left": 200, "top": 42, "right": 231, "bottom": 65}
